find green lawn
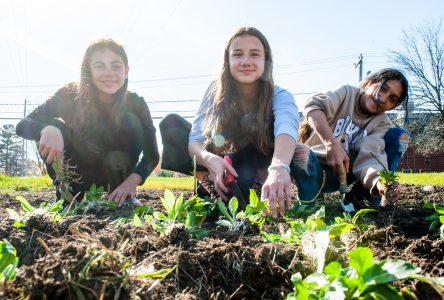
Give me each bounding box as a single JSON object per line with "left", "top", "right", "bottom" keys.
{"left": 0, "top": 175, "right": 195, "bottom": 193}
{"left": 0, "top": 172, "right": 442, "bottom": 194}
{"left": 398, "top": 172, "right": 444, "bottom": 185}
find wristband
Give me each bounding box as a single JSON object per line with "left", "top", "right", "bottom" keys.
{"left": 268, "top": 163, "right": 291, "bottom": 173}
{"left": 326, "top": 136, "right": 336, "bottom": 144}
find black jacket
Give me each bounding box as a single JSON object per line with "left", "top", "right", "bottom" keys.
{"left": 16, "top": 83, "right": 159, "bottom": 192}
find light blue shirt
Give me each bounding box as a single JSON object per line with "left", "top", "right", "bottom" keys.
{"left": 189, "top": 85, "right": 299, "bottom": 145}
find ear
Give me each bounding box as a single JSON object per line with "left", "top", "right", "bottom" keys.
{"left": 125, "top": 66, "right": 129, "bottom": 79}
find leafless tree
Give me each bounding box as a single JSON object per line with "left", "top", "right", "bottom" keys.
{"left": 391, "top": 20, "right": 444, "bottom": 154}
{"left": 391, "top": 19, "right": 443, "bottom": 118}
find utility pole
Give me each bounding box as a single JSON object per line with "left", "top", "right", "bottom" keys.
{"left": 354, "top": 53, "right": 363, "bottom": 82}
{"left": 22, "top": 99, "right": 27, "bottom": 175}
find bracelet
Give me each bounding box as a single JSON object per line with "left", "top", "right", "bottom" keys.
{"left": 326, "top": 136, "right": 336, "bottom": 144}
{"left": 268, "top": 163, "right": 291, "bottom": 173}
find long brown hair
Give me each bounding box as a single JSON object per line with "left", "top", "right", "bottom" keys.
{"left": 202, "top": 27, "right": 275, "bottom": 155}
{"left": 67, "top": 38, "right": 129, "bottom": 148}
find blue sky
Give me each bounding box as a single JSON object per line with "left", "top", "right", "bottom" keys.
{"left": 1, "top": 0, "right": 443, "bottom": 132}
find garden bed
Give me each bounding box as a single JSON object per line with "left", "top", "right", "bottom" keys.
{"left": 0, "top": 184, "right": 443, "bottom": 299}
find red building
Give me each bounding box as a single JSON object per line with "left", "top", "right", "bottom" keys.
{"left": 398, "top": 145, "right": 444, "bottom": 172}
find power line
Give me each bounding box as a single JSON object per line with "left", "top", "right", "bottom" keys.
{"left": 0, "top": 52, "right": 394, "bottom": 90}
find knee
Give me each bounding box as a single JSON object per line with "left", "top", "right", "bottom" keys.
{"left": 398, "top": 131, "right": 409, "bottom": 153}
{"left": 159, "top": 113, "right": 182, "bottom": 129}
{"left": 292, "top": 144, "right": 311, "bottom": 171}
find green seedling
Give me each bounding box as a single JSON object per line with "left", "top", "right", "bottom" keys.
{"left": 147, "top": 189, "right": 215, "bottom": 239}
{"left": 286, "top": 247, "right": 442, "bottom": 300}
{"left": 371, "top": 152, "right": 399, "bottom": 206}
{"left": 72, "top": 184, "right": 117, "bottom": 215}
{"left": 7, "top": 196, "right": 65, "bottom": 228}
{"left": 111, "top": 205, "right": 154, "bottom": 227}
{"left": 0, "top": 239, "right": 19, "bottom": 282}
{"left": 424, "top": 202, "right": 444, "bottom": 240}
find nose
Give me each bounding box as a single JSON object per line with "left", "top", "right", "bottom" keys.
{"left": 103, "top": 67, "right": 115, "bottom": 77}
{"left": 240, "top": 56, "right": 251, "bottom": 66}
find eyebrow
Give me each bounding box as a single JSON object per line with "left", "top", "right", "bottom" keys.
{"left": 231, "top": 48, "right": 263, "bottom": 53}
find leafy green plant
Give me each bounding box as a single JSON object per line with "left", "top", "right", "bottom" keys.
{"left": 371, "top": 152, "right": 399, "bottom": 206}
{"left": 330, "top": 208, "right": 376, "bottom": 235}
{"left": 72, "top": 184, "right": 117, "bottom": 215}
{"left": 111, "top": 205, "right": 154, "bottom": 227}
{"left": 7, "top": 196, "right": 65, "bottom": 228}
{"left": 287, "top": 247, "right": 434, "bottom": 300}
{"left": 243, "top": 189, "right": 268, "bottom": 226}
{"left": 216, "top": 189, "right": 270, "bottom": 231}
{"left": 424, "top": 202, "right": 444, "bottom": 240}
{"left": 147, "top": 189, "right": 215, "bottom": 238}
{"left": 216, "top": 197, "right": 241, "bottom": 229}
{"left": 0, "top": 239, "right": 19, "bottom": 282}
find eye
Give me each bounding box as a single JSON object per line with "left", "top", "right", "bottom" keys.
{"left": 112, "top": 64, "right": 123, "bottom": 71}
{"left": 93, "top": 64, "right": 105, "bottom": 71}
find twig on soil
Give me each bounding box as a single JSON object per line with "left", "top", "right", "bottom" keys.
{"left": 287, "top": 249, "right": 300, "bottom": 271}
{"left": 99, "top": 280, "right": 109, "bottom": 300}
{"left": 227, "top": 284, "right": 244, "bottom": 300}
{"left": 180, "top": 267, "right": 208, "bottom": 294}
{"left": 37, "top": 237, "right": 56, "bottom": 260}
{"left": 176, "top": 242, "right": 182, "bottom": 292}
{"left": 198, "top": 264, "right": 209, "bottom": 294}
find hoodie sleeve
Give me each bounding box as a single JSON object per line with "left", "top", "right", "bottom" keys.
{"left": 303, "top": 85, "right": 351, "bottom": 122}
{"left": 352, "top": 115, "right": 392, "bottom": 195}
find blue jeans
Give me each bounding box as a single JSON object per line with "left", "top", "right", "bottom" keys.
{"left": 291, "top": 128, "right": 409, "bottom": 205}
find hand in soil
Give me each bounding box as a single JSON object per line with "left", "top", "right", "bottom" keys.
{"left": 378, "top": 181, "right": 400, "bottom": 206}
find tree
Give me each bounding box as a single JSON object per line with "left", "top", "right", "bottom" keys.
{"left": 0, "top": 124, "right": 25, "bottom": 176}
{"left": 390, "top": 20, "right": 444, "bottom": 154}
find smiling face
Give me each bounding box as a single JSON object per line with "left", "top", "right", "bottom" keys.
{"left": 228, "top": 34, "right": 265, "bottom": 86}
{"left": 89, "top": 48, "right": 128, "bottom": 102}
{"left": 361, "top": 79, "right": 403, "bottom": 114}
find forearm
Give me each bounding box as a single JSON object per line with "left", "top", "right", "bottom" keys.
{"left": 270, "top": 134, "right": 296, "bottom": 166}
{"left": 307, "top": 109, "right": 334, "bottom": 145}
{"left": 188, "top": 141, "right": 216, "bottom": 168}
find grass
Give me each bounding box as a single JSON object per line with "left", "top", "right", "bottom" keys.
{"left": 0, "top": 172, "right": 442, "bottom": 194}
{"left": 398, "top": 172, "right": 444, "bottom": 185}
{"left": 0, "top": 175, "right": 194, "bottom": 193}
{"left": 0, "top": 175, "right": 53, "bottom": 193}
{"left": 141, "top": 176, "right": 194, "bottom": 191}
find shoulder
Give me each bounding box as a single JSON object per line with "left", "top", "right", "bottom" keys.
{"left": 333, "top": 84, "right": 360, "bottom": 96}
{"left": 54, "top": 82, "right": 78, "bottom": 100}
{"left": 273, "top": 85, "right": 294, "bottom": 101}
{"left": 127, "top": 91, "right": 147, "bottom": 107}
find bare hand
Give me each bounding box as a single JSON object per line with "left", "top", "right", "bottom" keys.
{"left": 205, "top": 154, "right": 238, "bottom": 202}
{"left": 377, "top": 180, "right": 400, "bottom": 205}
{"left": 261, "top": 167, "right": 292, "bottom": 218}
{"left": 326, "top": 139, "right": 349, "bottom": 186}
{"left": 108, "top": 174, "right": 141, "bottom": 207}
{"left": 39, "top": 126, "right": 64, "bottom": 164}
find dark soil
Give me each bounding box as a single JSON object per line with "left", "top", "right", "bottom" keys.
{"left": 0, "top": 184, "right": 443, "bottom": 299}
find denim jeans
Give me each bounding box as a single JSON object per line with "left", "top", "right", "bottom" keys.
{"left": 291, "top": 128, "right": 409, "bottom": 205}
